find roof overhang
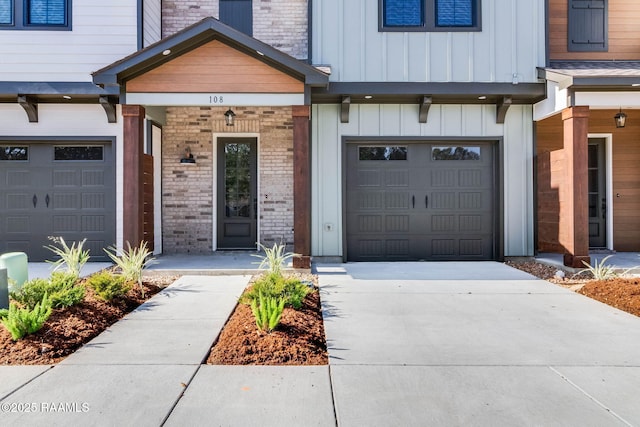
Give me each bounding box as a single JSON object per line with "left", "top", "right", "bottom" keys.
{"left": 311, "top": 82, "right": 546, "bottom": 105}
{"left": 539, "top": 61, "right": 640, "bottom": 91}
{"left": 92, "top": 17, "right": 329, "bottom": 90}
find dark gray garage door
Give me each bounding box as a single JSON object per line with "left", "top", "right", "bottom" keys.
{"left": 346, "top": 142, "right": 495, "bottom": 261}
{"left": 0, "top": 143, "right": 115, "bottom": 262}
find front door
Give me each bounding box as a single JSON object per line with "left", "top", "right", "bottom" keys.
{"left": 217, "top": 138, "right": 257, "bottom": 249}
{"left": 588, "top": 138, "right": 606, "bottom": 248}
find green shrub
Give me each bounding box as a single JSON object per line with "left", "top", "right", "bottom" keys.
{"left": 45, "top": 236, "right": 90, "bottom": 277}
{"left": 86, "top": 271, "right": 132, "bottom": 301}
{"left": 10, "top": 278, "right": 50, "bottom": 309}
{"left": 10, "top": 272, "right": 85, "bottom": 309}
{"left": 575, "top": 255, "right": 618, "bottom": 281}
{"left": 1, "top": 294, "right": 52, "bottom": 341}
{"left": 0, "top": 309, "right": 8, "bottom": 320}
{"left": 250, "top": 292, "right": 285, "bottom": 332}
{"left": 104, "top": 241, "right": 154, "bottom": 298}
{"left": 240, "top": 272, "right": 310, "bottom": 309}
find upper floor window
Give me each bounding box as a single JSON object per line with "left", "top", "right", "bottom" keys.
{"left": 380, "top": 0, "right": 480, "bottom": 32}
{"left": 220, "top": 0, "right": 252, "bottom": 36}
{"left": 0, "top": 0, "right": 71, "bottom": 30}
{"left": 568, "top": 0, "right": 607, "bottom": 52}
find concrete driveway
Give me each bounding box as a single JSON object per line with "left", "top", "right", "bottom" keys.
{"left": 317, "top": 261, "right": 640, "bottom": 426}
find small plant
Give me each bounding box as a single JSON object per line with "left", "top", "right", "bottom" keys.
{"left": 252, "top": 242, "right": 294, "bottom": 276}
{"left": 576, "top": 255, "right": 618, "bottom": 281}
{"left": 250, "top": 292, "right": 285, "bottom": 332}
{"left": 104, "top": 241, "right": 154, "bottom": 298}
{"left": 10, "top": 272, "right": 85, "bottom": 309}
{"left": 86, "top": 270, "right": 132, "bottom": 301}
{"left": 0, "top": 309, "right": 8, "bottom": 320}
{"left": 240, "top": 272, "right": 310, "bottom": 309}
{"left": 45, "top": 236, "right": 90, "bottom": 277}
{"left": 1, "top": 294, "right": 52, "bottom": 341}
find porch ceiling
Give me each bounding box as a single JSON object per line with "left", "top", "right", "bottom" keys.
{"left": 540, "top": 61, "right": 640, "bottom": 91}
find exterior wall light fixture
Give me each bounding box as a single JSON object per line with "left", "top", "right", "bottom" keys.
{"left": 180, "top": 146, "right": 195, "bottom": 164}
{"left": 614, "top": 108, "right": 627, "bottom": 128}
{"left": 224, "top": 108, "right": 236, "bottom": 126}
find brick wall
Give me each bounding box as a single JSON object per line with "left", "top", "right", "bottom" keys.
{"left": 162, "top": 0, "right": 308, "bottom": 59}
{"left": 162, "top": 106, "right": 294, "bottom": 253}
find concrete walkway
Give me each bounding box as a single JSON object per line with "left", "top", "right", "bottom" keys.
{"left": 2, "top": 262, "right": 640, "bottom": 426}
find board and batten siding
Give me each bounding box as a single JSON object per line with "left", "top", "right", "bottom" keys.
{"left": 0, "top": 103, "right": 125, "bottom": 249}
{"left": 311, "top": 104, "right": 534, "bottom": 258}
{"left": 143, "top": 0, "right": 162, "bottom": 48}
{"left": 0, "top": 1, "right": 138, "bottom": 82}
{"left": 312, "top": 0, "right": 545, "bottom": 83}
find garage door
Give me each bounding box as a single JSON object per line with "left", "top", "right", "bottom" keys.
{"left": 346, "top": 142, "right": 495, "bottom": 261}
{"left": 0, "top": 143, "right": 116, "bottom": 262}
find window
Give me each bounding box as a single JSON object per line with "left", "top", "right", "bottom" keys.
{"left": 359, "top": 146, "right": 408, "bottom": 161}
{"left": 432, "top": 146, "right": 480, "bottom": 160}
{"left": 568, "top": 0, "right": 607, "bottom": 52}
{"left": 54, "top": 146, "right": 103, "bottom": 161}
{"left": 0, "top": 146, "right": 28, "bottom": 161}
{"left": 0, "top": 0, "right": 70, "bottom": 30}
{"left": 220, "top": 0, "right": 252, "bottom": 36}
{"left": 380, "top": 0, "right": 480, "bottom": 32}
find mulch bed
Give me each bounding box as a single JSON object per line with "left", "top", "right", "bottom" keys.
{"left": 506, "top": 260, "right": 640, "bottom": 318}
{"left": 206, "top": 287, "right": 328, "bottom": 366}
{"left": 0, "top": 276, "right": 176, "bottom": 365}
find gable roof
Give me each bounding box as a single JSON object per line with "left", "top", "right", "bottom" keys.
{"left": 93, "top": 17, "right": 328, "bottom": 89}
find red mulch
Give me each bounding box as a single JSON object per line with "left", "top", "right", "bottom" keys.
{"left": 207, "top": 288, "right": 328, "bottom": 366}
{"left": 0, "top": 277, "right": 175, "bottom": 365}
{"left": 579, "top": 277, "right": 640, "bottom": 317}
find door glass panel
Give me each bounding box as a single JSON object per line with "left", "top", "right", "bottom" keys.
{"left": 225, "top": 143, "right": 251, "bottom": 218}
{"left": 359, "top": 146, "right": 407, "bottom": 160}
{"left": 54, "top": 146, "right": 103, "bottom": 161}
{"left": 432, "top": 146, "right": 480, "bottom": 160}
{"left": 0, "top": 146, "right": 28, "bottom": 161}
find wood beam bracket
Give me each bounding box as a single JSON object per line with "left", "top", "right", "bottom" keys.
{"left": 99, "top": 95, "right": 118, "bottom": 123}
{"left": 496, "top": 96, "right": 512, "bottom": 124}
{"left": 17, "top": 95, "right": 38, "bottom": 123}
{"left": 419, "top": 95, "right": 432, "bottom": 123}
{"left": 340, "top": 96, "right": 350, "bottom": 123}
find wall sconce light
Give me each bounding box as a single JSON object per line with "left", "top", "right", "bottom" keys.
{"left": 224, "top": 108, "right": 236, "bottom": 126}
{"left": 180, "top": 146, "right": 195, "bottom": 164}
{"left": 615, "top": 108, "right": 627, "bottom": 128}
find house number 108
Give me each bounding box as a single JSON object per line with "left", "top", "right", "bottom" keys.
{"left": 209, "top": 96, "right": 224, "bottom": 104}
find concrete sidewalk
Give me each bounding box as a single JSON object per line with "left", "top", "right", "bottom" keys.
{"left": 1, "top": 262, "right": 640, "bottom": 426}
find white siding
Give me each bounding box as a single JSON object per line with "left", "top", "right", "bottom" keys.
{"left": 0, "top": 1, "right": 138, "bottom": 82}
{"left": 143, "top": 0, "right": 162, "bottom": 48}
{"left": 312, "top": 0, "right": 545, "bottom": 83}
{"left": 311, "top": 104, "right": 534, "bottom": 258}
{"left": 0, "top": 104, "right": 125, "bottom": 249}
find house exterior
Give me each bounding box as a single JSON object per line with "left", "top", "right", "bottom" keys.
{"left": 534, "top": 0, "right": 640, "bottom": 267}
{"left": 8, "top": 0, "right": 626, "bottom": 267}
{"left": 310, "top": 0, "right": 546, "bottom": 262}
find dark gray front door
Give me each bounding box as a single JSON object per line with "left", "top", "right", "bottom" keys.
{"left": 0, "top": 143, "right": 116, "bottom": 261}
{"left": 588, "top": 138, "right": 607, "bottom": 248}
{"left": 346, "top": 143, "right": 495, "bottom": 261}
{"left": 217, "top": 138, "right": 257, "bottom": 249}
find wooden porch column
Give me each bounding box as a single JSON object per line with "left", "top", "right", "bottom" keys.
{"left": 561, "top": 106, "right": 591, "bottom": 268}
{"left": 122, "top": 104, "right": 145, "bottom": 248}
{"left": 292, "top": 105, "right": 311, "bottom": 269}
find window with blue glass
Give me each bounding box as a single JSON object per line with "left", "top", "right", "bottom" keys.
{"left": 436, "top": 0, "right": 475, "bottom": 27}
{"left": 380, "top": 0, "right": 480, "bottom": 31}
{"left": 0, "top": 0, "right": 70, "bottom": 29}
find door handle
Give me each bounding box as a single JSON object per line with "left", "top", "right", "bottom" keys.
{"left": 412, "top": 195, "right": 415, "bottom": 209}
{"left": 601, "top": 198, "right": 606, "bottom": 219}
{"left": 425, "top": 195, "right": 428, "bottom": 209}
{"left": 46, "top": 194, "right": 50, "bottom": 208}
{"left": 32, "top": 194, "right": 37, "bottom": 208}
